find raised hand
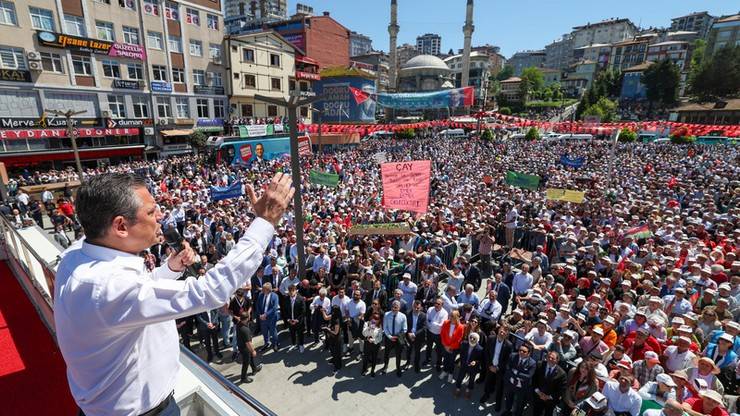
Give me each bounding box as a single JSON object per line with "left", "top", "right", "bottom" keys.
{"left": 247, "top": 172, "right": 295, "bottom": 226}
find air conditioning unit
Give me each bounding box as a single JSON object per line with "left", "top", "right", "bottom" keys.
{"left": 28, "top": 61, "right": 42, "bottom": 71}
{"left": 26, "top": 51, "right": 41, "bottom": 61}
{"left": 102, "top": 111, "right": 111, "bottom": 118}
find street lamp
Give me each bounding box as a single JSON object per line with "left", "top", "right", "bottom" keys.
{"left": 309, "top": 106, "right": 324, "bottom": 154}
{"left": 253, "top": 92, "right": 323, "bottom": 279}
{"left": 45, "top": 109, "right": 87, "bottom": 180}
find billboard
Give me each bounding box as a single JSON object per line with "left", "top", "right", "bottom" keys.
{"left": 221, "top": 136, "right": 311, "bottom": 165}
{"left": 314, "top": 76, "right": 376, "bottom": 123}
{"left": 374, "top": 87, "right": 474, "bottom": 110}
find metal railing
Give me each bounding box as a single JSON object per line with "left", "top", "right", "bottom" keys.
{"left": 0, "top": 214, "right": 274, "bottom": 416}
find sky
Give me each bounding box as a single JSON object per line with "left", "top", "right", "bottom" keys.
{"left": 289, "top": 0, "right": 738, "bottom": 57}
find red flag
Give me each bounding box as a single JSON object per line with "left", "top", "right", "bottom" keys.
{"left": 348, "top": 86, "right": 370, "bottom": 105}
{"left": 160, "top": 179, "right": 167, "bottom": 193}
{"left": 667, "top": 177, "right": 678, "bottom": 188}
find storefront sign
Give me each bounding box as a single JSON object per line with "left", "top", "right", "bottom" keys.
{"left": 0, "top": 69, "right": 32, "bottom": 82}
{"left": 0, "top": 116, "right": 100, "bottom": 129}
{"left": 193, "top": 85, "right": 225, "bottom": 95}
{"left": 0, "top": 128, "right": 140, "bottom": 139}
{"left": 106, "top": 118, "right": 152, "bottom": 128}
{"left": 295, "top": 70, "right": 320, "bottom": 81}
{"left": 36, "top": 31, "right": 146, "bottom": 61}
{"left": 196, "top": 118, "right": 224, "bottom": 127}
{"left": 175, "top": 118, "right": 194, "bottom": 125}
{"left": 112, "top": 79, "right": 142, "bottom": 89}
{"left": 151, "top": 81, "right": 172, "bottom": 92}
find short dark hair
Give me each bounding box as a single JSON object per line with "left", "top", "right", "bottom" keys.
{"left": 76, "top": 173, "right": 147, "bottom": 241}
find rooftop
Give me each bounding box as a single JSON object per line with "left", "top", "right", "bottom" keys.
{"left": 400, "top": 54, "right": 450, "bottom": 71}
{"left": 715, "top": 14, "right": 740, "bottom": 23}
{"left": 673, "top": 99, "right": 740, "bottom": 112}
{"left": 622, "top": 62, "right": 654, "bottom": 72}
{"left": 500, "top": 76, "right": 522, "bottom": 83}
{"left": 573, "top": 18, "right": 635, "bottom": 30}
{"left": 649, "top": 41, "right": 689, "bottom": 47}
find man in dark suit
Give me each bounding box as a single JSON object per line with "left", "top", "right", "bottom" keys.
{"left": 455, "top": 332, "right": 484, "bottom": 398}
{"left": 365, "top": 279, "right": 387, "bottom": 310}
{"left": 480, "top": 324, "right": 513, "bottom": 409}
{"left": 404, "top": 300, "right": 427, "bottom": 373}
{"left": 532, "top": 350, "right": 567, "bottom": 416}
{"left": 255, "top": 282, "right": 280, "bottom": 351}
{"left": 501, "top": 342, "right": 537, "bottom": 416}
{"left": 489, "top": 273, "right": 511, "bottom": 316}
{"left": 462, "top": 257, "right": 482, "bottom": 291}
{"left": 196, "top": 308, "right": 222, "bottom": 363}
{"left": 285, "top": 284, "right": 306, "bottom": 352}
{"left": 416, "top": 278, "right": 437, "bottom": 309}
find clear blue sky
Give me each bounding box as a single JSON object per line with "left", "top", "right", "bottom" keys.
{"left": 289, "top": 0, "right": 738, "bottom": 57}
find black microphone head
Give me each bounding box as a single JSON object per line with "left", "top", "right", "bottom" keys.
{"left": 163, "top": 227, "right": 184, "bottom": 252}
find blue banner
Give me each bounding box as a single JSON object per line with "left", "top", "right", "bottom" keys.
{"left": 560, "top": 155, "right": 585, "bottom": 168}
{"left": 210, "top": 182, "right": 243, "bottom": 201}
{"left": 375, "top": 87, "right": 474, "bottom": 110}
{"left": 314, "top": 76, "right": 376, "bottom": 122}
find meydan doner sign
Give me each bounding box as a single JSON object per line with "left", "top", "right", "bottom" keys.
{"left": 350, "top": 86, "right": 474, "bottom": 110}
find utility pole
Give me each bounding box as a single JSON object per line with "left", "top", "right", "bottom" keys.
{"left": 46, "top": 109, "right": 87, "bottom": 180}
{"left": 254, "top": 92, "right": 322, "bottom": 279}
{"left": 476, "top": 77, "right": 489, "bottom": 136}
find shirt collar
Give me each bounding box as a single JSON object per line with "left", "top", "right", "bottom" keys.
{"left": 81, "top": 240, "right": 144, "bottom": 271}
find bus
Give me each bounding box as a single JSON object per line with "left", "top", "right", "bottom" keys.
{"left": 206, "top": 134, "right": 312, "bottom": 165}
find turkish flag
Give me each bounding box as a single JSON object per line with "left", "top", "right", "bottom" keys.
{"left": 348, "top": 86, "right": 370, "bottom": 105}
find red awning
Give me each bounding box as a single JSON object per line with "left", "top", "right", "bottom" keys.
{"left": 296, "top": 55, "right": 319, "bottom": 65}
{"left": 0, "top": 146, "right": 144, "bottom": 167}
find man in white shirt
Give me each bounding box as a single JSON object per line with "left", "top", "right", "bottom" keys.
{"left": 398, "top": 273, "right": 418, "bottom": 306}
{"left": 441, "top": 285, "right": 460, "bottom": 314}
{"left": 54, "top": 172, "right": 293, "bottom": 416}
{"left": 662, "top": 336, "right": 696, "bottom": 373}
{"left": 601, "top": 374, "right": 643, "bottom": 416}
{"left": 347, "top": 290, "right": 366, "bottom": 356}
{"left": 504, "top": 204, "right": 518, "bottom": 248}
{"left": 511, "top": 264, "right": 534, "bottom": 310}
{"left": 425, "top": 297, "right": 448, "bottom": 371}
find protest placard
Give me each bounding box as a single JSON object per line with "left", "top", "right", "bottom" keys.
{"left": 505, "top": 171, "right": 540, "bottom": 190}
{"left": 545, "top": 188, "right": 586, "bottom": 203}
{"left": 381, "top": 160, "right": 431, "bottom": 213}
{"left": 309, "top": 170, "right": 339, "bottom": 188}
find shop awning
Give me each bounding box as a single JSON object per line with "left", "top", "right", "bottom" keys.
{"left": 296, "top": 55, "right": 319, "bottom": 66}
{"left": 160, "top": 129, "right": 193, "bottom": 137}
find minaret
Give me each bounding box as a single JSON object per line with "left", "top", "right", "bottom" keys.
{"left": 460, "top": 0, "right": 474, "bottom": 89}
{"left": 388, "top": 0, "right": 399, "bottom": 91}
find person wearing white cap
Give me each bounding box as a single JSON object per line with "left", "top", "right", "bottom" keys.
{"left": 702, "top": 333, "right": 738, "bottom": 370}
{"left": 601, "top": 373, "right": 642, "bottom": 416}
{"left": 638, "top": 372, "right": 677, "bottom": 405}
{"left": 633, "top": 350, "right": 665, "bottom": 387}
{"left": 663, "top": 287, "right": 693, "bottom": 318}
{"left": 579, "top": 326, "right": 609, "bottom": 358}
{"left": 663, "top": 335, "right": 697, "bottom": 373}
{"left": 398, "top": 273, "right": 417, "bottom": 307}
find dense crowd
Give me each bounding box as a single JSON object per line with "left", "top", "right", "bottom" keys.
{"left": 3, "top": 131, "right": 740, "bottom": 416}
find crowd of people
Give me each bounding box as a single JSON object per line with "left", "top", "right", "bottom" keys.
{"left": 3, "top": 129, "right": 739, "bottom": 415}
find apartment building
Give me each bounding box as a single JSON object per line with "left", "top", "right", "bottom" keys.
{"left": 0, "top": 0, "right": 226, "bottom": 168}
{"left": 572, "top": 18, "right": 637, "bottom": 49}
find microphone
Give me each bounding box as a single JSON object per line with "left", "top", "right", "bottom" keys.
{"left": 162, "top": 227, "right": 198, "bottom": 276}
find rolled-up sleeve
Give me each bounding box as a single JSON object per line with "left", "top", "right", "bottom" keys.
{"left": 96, "top": 218, "right": 274, "bottom": 331}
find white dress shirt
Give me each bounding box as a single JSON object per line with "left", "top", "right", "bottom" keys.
{"left": 601, "top": 380, "right": 643, "bottom": 416}
{"left": 54, "top": 218, "right": 274, "bottom": 416}
{"left": 477, "top": 298, "right": 502, "bottom": 321}
{"left": 492, "top": 338, "right": 504, "bottom": 366}
{"left": 426, "top": 306, "right": 448, "bottom": 335}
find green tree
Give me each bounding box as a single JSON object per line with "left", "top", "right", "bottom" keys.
{"left": 481, "top": 128, "right": 494, "bottom": 141}
{"left": 396, "top": 128, "right": 415, "bottom": 140}
{"left": 618, "top": 128, "right": 637, "bottom": 143}
{"left": 524, "top": 127, "right": 540, "bottom": 141}
{"left": 520, "top": 67, "right": 545, "bottom": 99}
{"left": 551, "top": 83, "right": 564, "bottom": 101}
{"left": 496, "top": 65, "right": 514, "bottom": 81}
{"left": 582, "top": 97, "right": 618, "bottom": 122}
{"left": 689, "top": 44, "right": 740, "bottom": 101}
{"left": 498, "top": 107, "right": 512, "bottom": 115}
{"left": 189, "top": 130, "right": 207, "bottom": 153}
{"left": 641, "top": 60, "right": 680, "bottom": 110}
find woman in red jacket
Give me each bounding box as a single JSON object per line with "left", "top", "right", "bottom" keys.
{"left": 439, "top": 310, "right": 466, "bottom": 383}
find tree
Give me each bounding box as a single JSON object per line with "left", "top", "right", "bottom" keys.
{"left": 641, "top": 59, "right": 680, "bottom": 109}
{"left": 520, "top": 67, "right": 545, "bottom": 99}
{"left": 551, "top": 83, "right": 564, "bottom": 101}
{"left": 189, "top": 130, "right": 207, "bottom": 154}
{"left": 481, "top": 128, "right": 494, "bottom": 141}
{"left": 582, "top": 97, "right": 618, "bottom": 122}
{"left": 689, "top": 44, "right": 740, "bottom": 101}
{"left": 618, "top": 128, "right": 637, "bottom": 143}
{"left": 594, "top": 69, "right": 623, "bottom": 98}
{"left": 498, "top": 107, "right": 512, "bottom": 115}
{"left": 524, "top": 127, "right": 540, "bottom": 141}
{"left": 496, "top": 65, "right": 514, "bottom": 81}
{"left": 396, "top": 128, "right": 415, "bottom": 140}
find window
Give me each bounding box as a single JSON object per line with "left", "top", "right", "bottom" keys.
{"left": 64, "top": 14, "right": 86, "bottom": 36}
{"left": 164, "top": 1, "right": 178, "bottom": 20}
{"left": 29, "top": 7, "right": 54, "bottom": 30}
{"left": 102, "top": 60, "right": 121, "bottom": 78}
{"left": 271, "top": 77, "right": 281, "bottom": 90}
{"left": 267, "top": 105, "right": 277, "bottom": 117}
{"left": 213, "top": 100, "right": 224, "bottom": 118}
{"left": 189, "top": 40, "right": 202, "bottom": 57}
{"left": 0, "top": 46, "right": 25, "bottom": 69}
{"left": 206, "top": 14, "right": 218, "bottom": 30}
{"left": 171, "top": 67, "right": 184, "bottom": 83}
{"left": 96, "top": 21, "right": 115, "bottom": 41}
{"left": 147, "top": 31, "right": 163, "bottom": 50}
{"left": 143, "top": 0, "right": 159, "bottom": 15}
{"left": 156, "top": 97, "right": 171, "bottom": 118}
{"left": 175, "top": 97, "right": 189, "bottom": 118}
{"left": 108, "top": 95, "right": 126, "bottom": 118}
{"left": 123, "top": 26, "right": 139, "bottom": 45}
{"left": 41, "top": 52, "right": 63, "bottom": 73}
{"left": 118, "top": 0, "right": 136, "bottom": 10}
{"left": 242, "top": 74, "right": 255, "bottom": 88}
{"left": 192, "top": 69, "right": 205, "bottom": 85}
{"left": 196, "top": 99, "right": 209, "bottom": 118}
{"left": 152, "top": 65, "right": 167, "bottom": 81}
{"left": 94, "top": 0, "right": 111, "bottom": 3}
{"left": 269, "top": 53, "right": 280, "bottom": 67}
{"left": 209, "top": 44, "right": 221, "bottom": 62}
{"left": 209, "top": 72, "right": 222, "bottom": 86}
{"left": 241, "top": 104, "right": 253, "bottom": 117}
{"left": 300, "top": 106, "right": 308, "bottom": 117}
{"left": 242, "top": 48, "right": 254, "bottom": 62}
{"left": 167, "top": 35, "right": 182, "bottom": 53}
{"left": 132, "top": 96, "right": 149, "bottom": 118}
{"left": 0, "top": 1, "right": 17, "bottom": 26}
{"left": 127, "top": 63, "right": 142, "bottom": 79}
{"left": 71, "top": 54, "right": 92, "bottom": 75}
{"left": 185, "top": 8, "right": 199, "bottom": 25}
{"left": 289, "top": 80, "right": 295, "bottom": 91}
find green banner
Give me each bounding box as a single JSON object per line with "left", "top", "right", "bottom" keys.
{"left": 505, "top": 171, "right": 540, "bottom": 190}
{"left": 309, "top": 170, "right": 340, "bottom": 188}
{"left": 349, "top": 223, "right": 411, "bottom": 236}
